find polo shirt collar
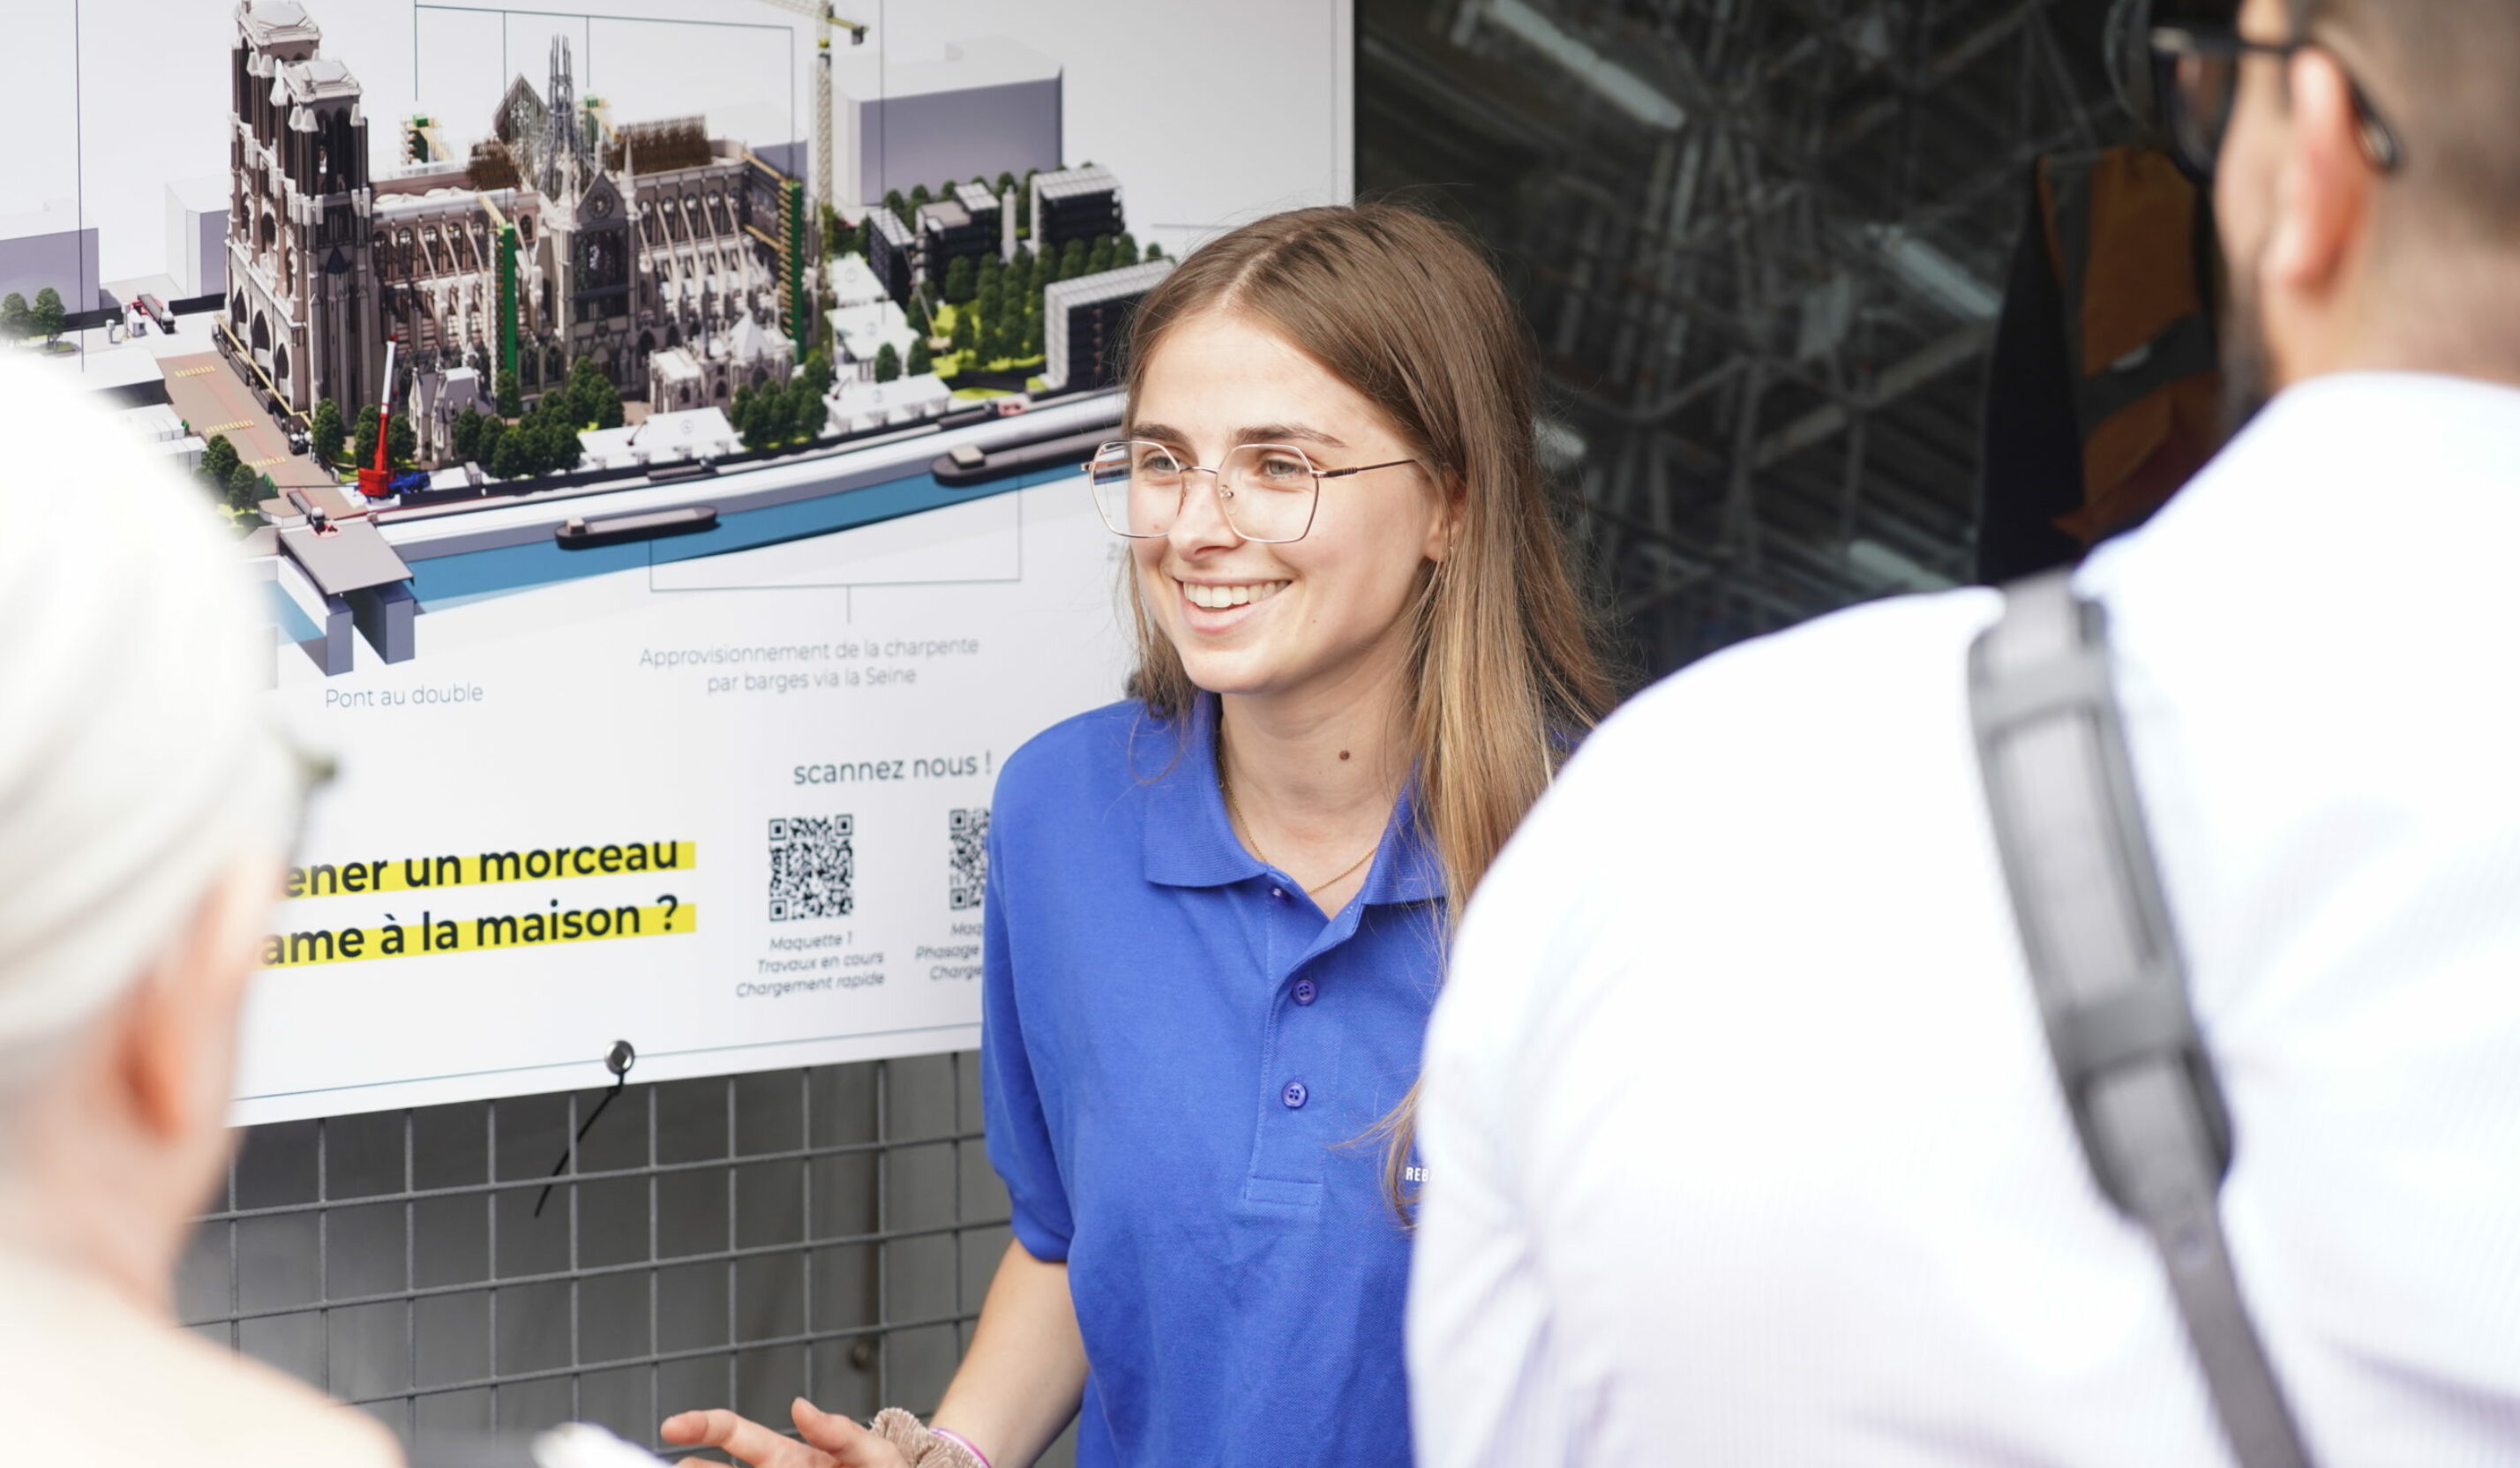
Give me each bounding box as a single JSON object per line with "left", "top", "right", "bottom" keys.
{"left": 1138, "top": 693, "right": 1445, "bottom": 908}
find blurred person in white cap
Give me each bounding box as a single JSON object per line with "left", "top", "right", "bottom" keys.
{"left": 0, "top": 352, "right": 692, "bottom": 1468}
{"left": 0, "top": 353, "right": 395, "bottom": 1464}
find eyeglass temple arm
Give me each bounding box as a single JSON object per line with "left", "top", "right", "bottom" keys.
{"left": 1314, "top": 457, "right": 1422, "bottom": 481}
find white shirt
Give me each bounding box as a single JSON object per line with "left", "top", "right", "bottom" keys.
{"left": 1410, "top": 373, "right": 2520, "bottom": 1467}
{"left": 0, "top": 1242, "right": 404, "bottom": 1468}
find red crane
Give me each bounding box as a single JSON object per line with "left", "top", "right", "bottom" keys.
{"left": 356, "top": 339, "right": 401, "bottom": 500}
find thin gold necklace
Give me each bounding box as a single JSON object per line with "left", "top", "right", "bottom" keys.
{"left": 1220, "top": 763, "right": 1379, "bottom": 898}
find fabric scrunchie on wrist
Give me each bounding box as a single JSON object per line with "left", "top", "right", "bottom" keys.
{"left": 868, "top": 1408, "right": 991, "bottom": 1468}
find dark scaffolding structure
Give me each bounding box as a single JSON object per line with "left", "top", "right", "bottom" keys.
{"left": 1361, "top": 0, "right": 2126, "bottom": 673}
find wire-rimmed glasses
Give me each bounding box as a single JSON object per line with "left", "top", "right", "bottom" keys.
{"left": 2149, "top": 24, "right": 2404, "bottom": 183}
{"left": 1084, "top": 438, "right": 1421, "bottom": 543}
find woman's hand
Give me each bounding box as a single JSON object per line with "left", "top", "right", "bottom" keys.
{"left": 659, "top": 1397, "right": 910, "bottom": 1468}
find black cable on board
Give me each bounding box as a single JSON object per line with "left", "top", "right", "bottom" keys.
{"left": 533, "top": 1040, "right": 636, "bottom": 1219}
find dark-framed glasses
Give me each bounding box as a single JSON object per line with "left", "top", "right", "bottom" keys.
{"left": 1083, "top": 438, "right": 1421, "bottom": 543}
{"left": 2150, "top": 24, "right": 2404, "bottom": 182}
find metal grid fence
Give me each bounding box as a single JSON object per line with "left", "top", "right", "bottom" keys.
{"left": 181, "top": 1053, "right": 1076, "bottom": 1464}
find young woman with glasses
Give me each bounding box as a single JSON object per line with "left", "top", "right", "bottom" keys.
{"left": 663, "top": 203, "right": 1616, "bottom": 1468}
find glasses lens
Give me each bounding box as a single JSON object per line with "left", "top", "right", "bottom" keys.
{"left": 1218, "top": 444, "right": 1319, "bottom": 543}
{"left": 1089, "top": 440, "right": 1181, "bottom": 537}
{"left": 2159, "top": 46, "right": 2239, "bottom": 177}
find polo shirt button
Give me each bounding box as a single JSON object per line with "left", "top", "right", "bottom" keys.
{"left": 1292, "top": 979, "right": 1318, "bottom": 1005}
{"left": 1271, "top": 886, "right": 1287, "bottom": 901}
{"left": 1281, "top": 1080, "right": 1309, "bottom": 1109}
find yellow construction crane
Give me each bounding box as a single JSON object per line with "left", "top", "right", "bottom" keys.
{"left": 753, "top": 0, "right": 868, "bottom": 243}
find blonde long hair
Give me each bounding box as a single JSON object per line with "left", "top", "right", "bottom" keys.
{"left": 1119, "top": 203, "right": 1617, "bottom": 1211}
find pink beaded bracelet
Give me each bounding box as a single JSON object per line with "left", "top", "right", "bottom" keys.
{"left": 931, "top": 1426, "right": 994, "bottom": 1468}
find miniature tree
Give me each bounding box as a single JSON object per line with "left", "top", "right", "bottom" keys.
{"left": 909, "top": 184, "right": 931, "bottom": 211}
{"left": 799, "top": 349, "right": 835, "bottom": 397}
{"left": 387, "top": 414, "right": 416, "bottom": 468}
{"left": 351, "top": 410, "right": 378, "bottom": 470}
{"left": 311, "top": 399, "right": 346, "bottom": 462}
{"left": 736, "top": 388, "right": 784, "bottom": 452}
{"left": 198, "top": 434, "right": 241, "bottom": 495}
{"left": 874, "top": 342, "right": 901, "bottom": 384}
{"left": 944, "top": 254, "right": 976, "bottom": 306}
{"left": 995, "top": 170, "right": 1016, "bottom": 198}
{"left": 910, "top": 335, "right": 935, "bottom": 377}
{"left": 1022, "top": 312, "right": 1044, "bottom": 360}
{"left": 1117, "top": 232, "right": 1140, "bottom": 266}
{"left": 541, "top": 419, "right": 582, "bottom": 475}
{"left": 885, "top": 188, "right": 910, "bottom": 227}
{"left": 31, "top": 288, "right": 64, "bottom": 344}
{"left": 227, "top": 460, "right": 264, "bottom": 513}
{"left": 566, "top": 357, "right": 621, "bottom": 430}
{"left": 490, "top": 423, "right": 530, "bottom": 479}
{"left": 473, "top": 414, "right": 505, "bottom": 469}
{"left": 1061, "top": 239, "right": 1087, "bottom": 281}
{"left": 0, "top": 293, "right": 26, "bottom": 341}
{"left": 495, "top": 368, "right": 522, "bottom": 416}
{"left": 450, "top": 405, "right": 484, "bottom": 462}
{"left": 1087, "top": 237, "right": 1116, "bottom": 275}
{"left": 949, "top": 309, "right": 974, "bottom": 359}
{"left": 788, "top": 376, "right": 827, "bottom": 440}
{"left": 1144, "top": 242, "right": 1165, "bottom": 261}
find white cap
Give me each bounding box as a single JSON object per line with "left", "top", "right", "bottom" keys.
{"left": 0, "top": 356, "right": 296, "bottom": 1070}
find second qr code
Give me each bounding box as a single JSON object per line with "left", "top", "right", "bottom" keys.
{"left": 769, "top": 815, "right": 854, "bottom": 922}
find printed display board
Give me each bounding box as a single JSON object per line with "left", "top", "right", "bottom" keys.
{"left": 12, "top": 0, "right": 1351, "bottom": 1123}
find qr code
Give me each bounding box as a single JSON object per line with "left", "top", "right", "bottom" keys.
{"left": 949, "top": 807, "right": 989, "bottom": 910}
{"left": 769, "top": 814, "right": 854, "bottom": 922}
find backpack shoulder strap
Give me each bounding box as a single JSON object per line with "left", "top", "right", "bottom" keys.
{"left": 1968, "top": 570, "right": 2314, "bottom": 1468}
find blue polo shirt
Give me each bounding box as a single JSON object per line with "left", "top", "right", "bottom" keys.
{"left": 981, "top": 695, "right": 1441, "bottom": 1468}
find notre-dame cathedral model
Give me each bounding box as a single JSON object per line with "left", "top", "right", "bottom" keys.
{"left": 225, "top": 1, "right": 802, "bottom": 463}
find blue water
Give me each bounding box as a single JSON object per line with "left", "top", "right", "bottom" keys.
{"left": 268, "top": 580, "right": 322, "bottom": 644}
{"left": 401, "top": 460, "right": 1073, "bottom": 611}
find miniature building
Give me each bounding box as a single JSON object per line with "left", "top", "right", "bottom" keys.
{"left": 954, "top": 181, "right": 1004, "bottom": 246}
{"left": 578, "top": 405, "right": 739, "bottom": 471}
{"left": 409, "top": 364, "right": 482, "bottom": 462}
{"left": 825, "top": 372, "right": 951, "bottom": 434}
{"left": 227, "top": 2, "right": 805, "bottom": 452}
{"left": 227, "top": 1, "right": 383, "bottom": 416}
{"left": 710, "top": 313, "right": 795, "bottom": 401}
{"left": 865, "top": 210, "right": 918, "bottom": 305}
{"left": 917, "top": 193, "right": 998, "bottom": 290}
{"left": 840, "top": 41, "right": 1061, "bottom": 207}
{"left": 164, "top": 179, "right": 231, "bottom": 300}
{"left": 1041, "top": 258, "right": 1171, "bottom": 393}
{"left": 646, "top": 346, "right": 705, "bottom": 411}
{"left": 1030, "top": 165, "right": 1122, "bottom": 256}
{"left": 828, "top": 251, "right": 892, "bottom": 313}
{"left": 0, "top": 198, "right": 101, "bottom": 313}
{"left": 825, "top": 253, "right": 918, "bottom": 383}
{"left": 118, "top": 403, "right": 206, "bottom": 473}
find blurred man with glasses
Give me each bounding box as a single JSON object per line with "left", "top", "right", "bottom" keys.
{"left": 1410, "top": 0, "right": 2520, "bottom": 1464}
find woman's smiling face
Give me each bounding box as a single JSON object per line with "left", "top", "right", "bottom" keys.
{"left": 1126, "top": 309, "right": 1452, "bottom": 706}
